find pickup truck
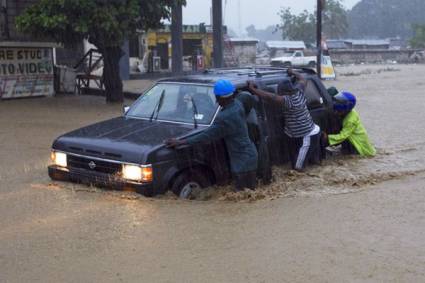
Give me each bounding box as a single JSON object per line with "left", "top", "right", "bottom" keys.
{"left": 270, "top": 51, "right": 317, "bottom": 68}
{"left": 48, "top": 67, "right": 335, "bottom": 198}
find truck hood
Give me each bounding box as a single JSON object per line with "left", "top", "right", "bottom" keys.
{"left": 53, "top": 117, "right": 200, "bottom": 164}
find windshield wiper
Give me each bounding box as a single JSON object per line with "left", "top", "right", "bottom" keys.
{"left": 149, "top": 90, "right": 165, "bottom": 122}
{"left": 190, "top": 96, "right": 199, "bottom": 129}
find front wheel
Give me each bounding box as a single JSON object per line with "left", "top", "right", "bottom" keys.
{"left": 308, "top": 61, "right": 316, "bottom": 68}
{"left": 171, "top": 170, "right": 211, "bottom": 199}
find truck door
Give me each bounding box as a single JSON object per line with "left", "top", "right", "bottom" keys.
{"left": 258, "top": 82, "right": 289, "bottom": 165}
{"left": 305, "top": 79, "right": 329, "bottom": 131}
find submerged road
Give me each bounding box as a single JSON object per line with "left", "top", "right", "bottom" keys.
{"left": 1, "top": 174, "right": 425, "bottom": 282}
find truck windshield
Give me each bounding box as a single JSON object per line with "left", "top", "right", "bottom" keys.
{"left": 127, "top": 83, "right": 218, "bottom": 125}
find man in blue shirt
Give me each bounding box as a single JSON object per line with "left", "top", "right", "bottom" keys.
{"left": 166, "top": 79, "right": 258, "bottom": 191}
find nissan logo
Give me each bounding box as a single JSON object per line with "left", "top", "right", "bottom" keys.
{"left": 88, "top": 161, "right": 96, "bottom": 170}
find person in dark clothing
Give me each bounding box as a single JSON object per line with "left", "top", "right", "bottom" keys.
{"left": 248, "top": 69, "right": 321, "bottom": 171}
{"left": 165, "top": 79, "right": 258, "bottom": 191}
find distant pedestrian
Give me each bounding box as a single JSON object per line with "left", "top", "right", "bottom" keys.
{"left": 323, "top": 91, "right": 376, "bottom": 157}
{"left": 248, "top": 69, "right": 321, "bottom": 171}
{"left": 166, "top": 79, "right": 258, "bottom": 191}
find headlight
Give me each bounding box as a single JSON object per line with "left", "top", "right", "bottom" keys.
{"left": 122, "top": 164, "right": 153, "bottom": 182}
{"left": 51, "top": 151, "right": 67, "bottom": 167}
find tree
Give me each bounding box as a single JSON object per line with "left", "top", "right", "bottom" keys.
{"left": 322, "top": 0, "right": 348, "bottom": 39}
{"left": 348, "top": 0, "right": 425, "bottom": 39}
{"left": 246, "top": 25, "right": 281, "bottom": 41}
{"left": 410, "top": 24, "right": 425, "bottom": 48}
{"left": 278, "top": 0, "right": 348, "bottom": 45}
{"left": 279, "top": 7, "right": 316, "bottom": 44}
{"left": 16, "top": 0, "right": 185, "bottom": 103}
{"left": 246, "top": 25, "right": 257, "bottom": 38}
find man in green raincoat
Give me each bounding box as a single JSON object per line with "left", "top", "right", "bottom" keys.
{"left": 324, "top": 91, "right": 376, "bottom": 157}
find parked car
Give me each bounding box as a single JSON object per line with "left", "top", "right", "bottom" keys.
{"left": 48, "top": 67, "right": 335, "bottom": 198}
{"left": 270, "top": 51, "right": 317, "bottom": 68}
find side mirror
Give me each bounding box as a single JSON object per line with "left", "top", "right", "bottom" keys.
{"left": 123, "top": 105, "right": 130, "bottom": 114}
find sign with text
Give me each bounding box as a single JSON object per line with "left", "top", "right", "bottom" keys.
{"left": 321, "top": 55, "right": 337, "bottom": 80}
{"left": 0, "top": 47, "right": 54, "bottom": 99}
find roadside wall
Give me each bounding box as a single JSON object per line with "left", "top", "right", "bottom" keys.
{"left": 235, "top": 44, "right": 257, "bottom": 66}
{"left": 329, "top": 49, "right": 422, "bottom": 64}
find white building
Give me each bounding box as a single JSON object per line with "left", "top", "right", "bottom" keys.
{"left": 226, "top": 37, "right": 259, "bottom": 67}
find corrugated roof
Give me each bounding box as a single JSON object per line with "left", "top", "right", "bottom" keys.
{"left": 228, "top": 37, "right": 259, "bottom": 43}
{"left": 345, "top": 39, "right": 390, "bottom": 46}
{"left": 326, "top": 40, "right": 347, "bottom": 49}
{"left": 0, "top": 41, "right": 60, "bottom": 48}
{"left": 265, "top": 41, "right": 306, "bottom": 49}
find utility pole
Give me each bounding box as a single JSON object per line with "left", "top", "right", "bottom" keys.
{"left": 316, "top": 0, "right": 323, "bottom": 78}
{"left": 1, "top": 0, "right": 10, "bottom": 39}
{"left": 212, "top": 0, "right": 223, "bottom": 68}
{"left": 171, "top": 2, "right": 183, "bottom": 74}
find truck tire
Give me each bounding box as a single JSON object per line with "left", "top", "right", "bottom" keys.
{"left": 308, "top": 61, "right": 316, "bottom": 68}
{"left": 135, "top": 186, "right": 154, "bottom": 197}
{"left": 283, "top": 62, "right": 292, "bottom": 68}
{"left": 171, "top": 170, "right": 211, "bottom": 199}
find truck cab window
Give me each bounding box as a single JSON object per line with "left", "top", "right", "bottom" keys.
{"left": 304, "top": 80, "right": 324, "bottom": 109}
{"left": 263, "top": 84, "right": 278, "bottom": 94}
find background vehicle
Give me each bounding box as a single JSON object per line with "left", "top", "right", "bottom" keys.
{"left": 48, "top": 67, "right": 335, "bottom": 198}
{"left": 270, "top": 51, "right": 317, "bottom": 68}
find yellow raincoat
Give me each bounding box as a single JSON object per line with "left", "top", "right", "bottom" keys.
{"left": 328, "top": 110, "right": 376, "bottom": 157}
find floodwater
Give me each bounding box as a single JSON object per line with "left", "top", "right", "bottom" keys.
{"left": 1, "top": 64, "right": 425, "bottom": 282}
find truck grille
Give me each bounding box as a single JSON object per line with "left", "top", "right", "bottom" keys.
{"left": 67, "top": 155, "right": 121, "bottom": 175}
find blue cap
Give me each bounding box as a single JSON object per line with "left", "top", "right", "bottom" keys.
{"left": 333, "top": 91, "right": 356, "bottom": 112}
{"left": 214, "top": 79, "right": 235, "bottom": 97}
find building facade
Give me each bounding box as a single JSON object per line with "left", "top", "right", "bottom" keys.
{"left": 226, "top": 38, "right": 258, "bottom": 67}
{"left": 142, "top": 24, "right": 229, "bottom": 71}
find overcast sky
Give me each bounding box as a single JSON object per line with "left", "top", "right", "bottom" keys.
{"left": 183, "top": 0, "right": 360, "bottom": 35}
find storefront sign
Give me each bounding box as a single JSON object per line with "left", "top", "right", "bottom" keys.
{"left": 321, "top": 55, "right": 337, "bottom": 80}
{"left": 0, "top": 47, "right": 54, "bottom": 99}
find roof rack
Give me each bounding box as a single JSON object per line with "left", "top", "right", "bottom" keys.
{"left": 253, "top": 66, "right": 317, "bottom": 74}
{"left": 204, "top": 66, "right": 316, "bottom": 75}
{"left": 203, "top": 67, "right": 252, "bottom": 74}
{"left": 203, "top": 66, "right": 282, "bottom": 76}
{"left": 244, "top": 70, "right": 287, "bottom": 77}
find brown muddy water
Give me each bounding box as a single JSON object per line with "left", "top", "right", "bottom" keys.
{"left": 1, "top": 64, "right": 425, "bottom": 282}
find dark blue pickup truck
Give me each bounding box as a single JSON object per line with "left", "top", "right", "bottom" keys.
{"left": 49, "top": 67, "right": 335, "bottom": 198}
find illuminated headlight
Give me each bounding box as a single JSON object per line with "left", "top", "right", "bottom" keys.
{"left": 51, "top": 151, "right": 67, "bottom": 167}
{"left": 122, "top": 164, "right": 153, "bottom": 182}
